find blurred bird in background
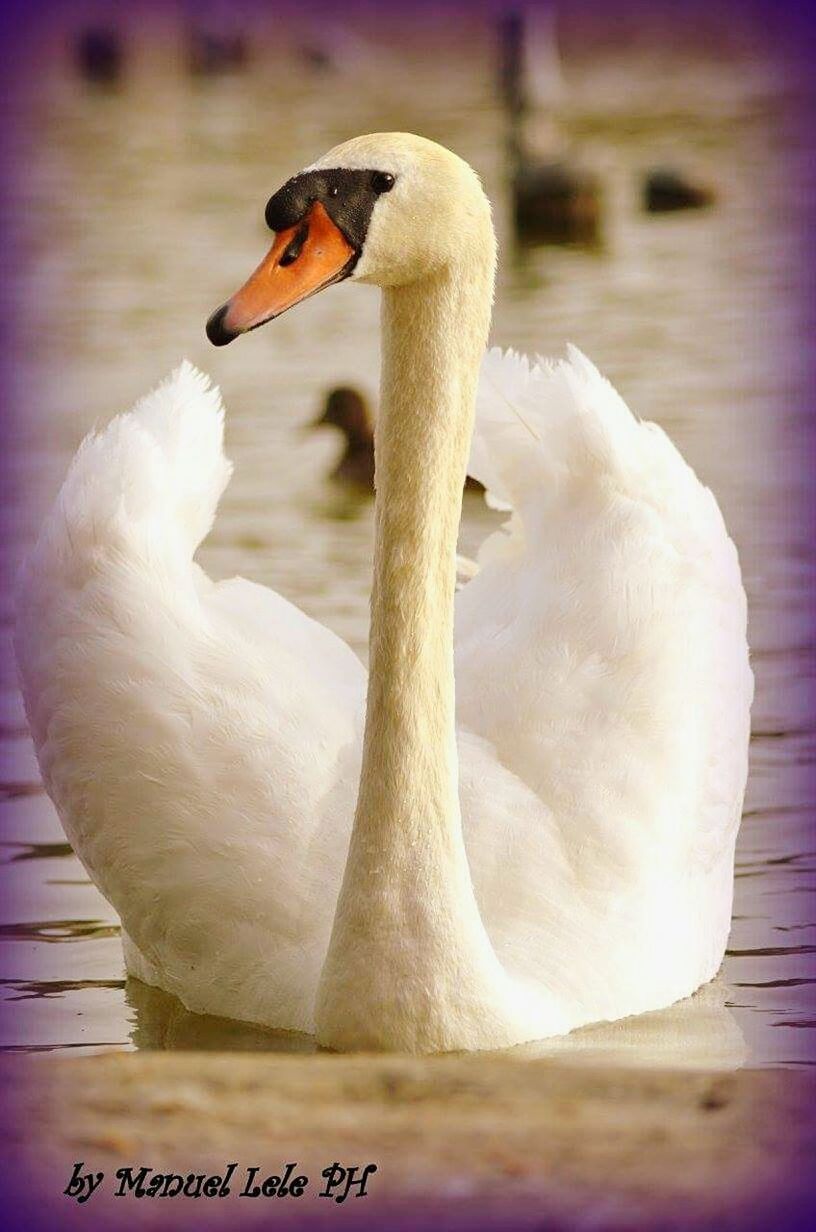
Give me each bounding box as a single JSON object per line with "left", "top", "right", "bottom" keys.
{"left": 312, "top": 387, "right": 484, "bottom": 494}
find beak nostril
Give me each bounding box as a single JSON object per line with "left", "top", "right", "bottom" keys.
{"left": 279, "top": 222, "right": 309, "bottom": 268}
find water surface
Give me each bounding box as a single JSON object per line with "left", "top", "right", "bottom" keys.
{"left": 1, "top": 14, "right": 813, "bottom": 1067}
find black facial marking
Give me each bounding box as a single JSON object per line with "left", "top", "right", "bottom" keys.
{"left": 265, "top": 168, "right": 396, "bottom": 253}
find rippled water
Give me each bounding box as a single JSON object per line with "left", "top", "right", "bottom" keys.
{"left": 1, "top": 13, "right": 814, "bottom": 1066}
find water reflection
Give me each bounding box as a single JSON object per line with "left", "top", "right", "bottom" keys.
{"left": 125, "top": 976, "right": 745, "bottom": 1070}
{"left": 509, "top": 981, "right": 747, "bottom": 1071}
{"left": 0, "top": 918, "right": 121, "bottom": 943}
{"left": 0, "top": 977, "right": 125, "bottom": 1001}
{"left": 0, "top": 841, "right": 73, "bottom": 864}
{"left": 126, "top": 980, "right": 317, "bottom": 1053}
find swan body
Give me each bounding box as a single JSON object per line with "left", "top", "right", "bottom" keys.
{"left": 15, "top": 133, "right": 752, "bottom": 1052}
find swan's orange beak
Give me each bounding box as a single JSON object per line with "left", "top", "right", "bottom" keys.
{"left": 206, "top": 201, "right": 356, "bottom": 346}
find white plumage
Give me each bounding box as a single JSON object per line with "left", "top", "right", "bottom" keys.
{"left": 16, "top": 133, "right": 752, "bottom": 1052}
{"left": 15, "top": 347, "right": 751, "bottom": 1041}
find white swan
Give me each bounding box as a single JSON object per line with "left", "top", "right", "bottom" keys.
{"left": 15, "top": 133, "right": 752, "bottom": 1054}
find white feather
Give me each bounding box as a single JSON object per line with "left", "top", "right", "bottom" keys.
{"left": 15, "top": 348, "right": 752, "bottom": 1039}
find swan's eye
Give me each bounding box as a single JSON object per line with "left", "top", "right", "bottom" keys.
{"left": 372, "top": 171, "right": 395, "bottom": 194}
{"left": 279, "top": 223, "right": 309, "bottom": 267}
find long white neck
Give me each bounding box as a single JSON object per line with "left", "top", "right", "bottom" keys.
{"left": 315, "top": 244, "right": 542, "bottom": 1054}
{"left": 362, "top": 265, "right": 487, "bottom": 851}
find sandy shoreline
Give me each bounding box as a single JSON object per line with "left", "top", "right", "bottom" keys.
{"left": 3, "top": 1052, "right": 814, "bottom": 1230}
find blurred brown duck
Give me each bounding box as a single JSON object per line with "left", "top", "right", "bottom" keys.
{"left": 642, "top": 168, "right": 716, "bottom": 213}
{"left": 498, "top": 7, "right": 602, "bottom": 247}
{"left": 313, "top": 387, "right": 484, "bottom": 493}
{"left": 75, "top": 27, "right": 124, "bottom": 86}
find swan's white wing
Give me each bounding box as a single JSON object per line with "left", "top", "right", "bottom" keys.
{"left": 15, "top": 354, "right": 754, "bottom": 1042}
{"left": 455, "top": 348, "right": 753, "bottom": 1023}
{"left": 15, "top": 364, "right": 362, "bottom": 1034}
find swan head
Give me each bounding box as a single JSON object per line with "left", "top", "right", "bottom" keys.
{"left": 206, "top": 132, "right": 495, "bottom": 346}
